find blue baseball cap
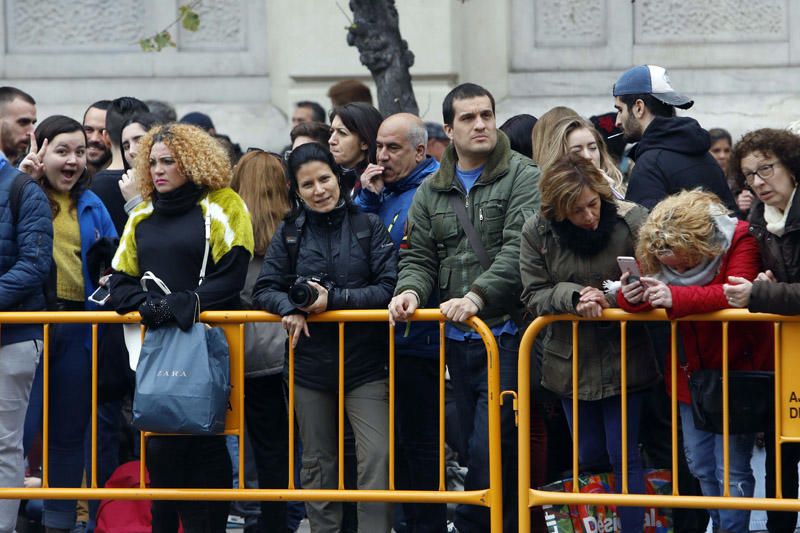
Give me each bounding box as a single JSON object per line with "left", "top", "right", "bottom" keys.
{"left": 613, "top": 65, "right": 693, "bottom": 110}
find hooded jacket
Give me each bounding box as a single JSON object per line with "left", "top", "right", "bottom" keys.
{"left": 625, "top": 116, "right": 736, "bottom": 211}
{"left": 355, "top": 156, "right": 440, "bottom": 358}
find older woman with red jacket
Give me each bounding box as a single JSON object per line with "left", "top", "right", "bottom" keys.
{"left": 618, "top": 189, "right": 772, "bottom": 533}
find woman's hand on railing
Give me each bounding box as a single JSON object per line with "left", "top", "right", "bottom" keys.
{"left": 576, "top": 286, "right": 609, "bottom": 318}
{"left": 282, "top": 313, "right": 310, "bottom": 348}
{"left": 723, "top": 275, "right": 753, "bottom": 308}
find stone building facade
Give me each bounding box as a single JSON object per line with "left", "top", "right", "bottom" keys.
{"left": 1, "top": 0, "right": 796, "bottom": 150}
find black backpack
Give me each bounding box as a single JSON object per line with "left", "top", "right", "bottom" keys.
{"left": 283, "top": 211, "right": 372, "bottom": 274}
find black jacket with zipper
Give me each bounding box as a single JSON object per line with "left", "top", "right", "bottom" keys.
{"left": 253, "top": 203, "right": 397, "bottom": 392}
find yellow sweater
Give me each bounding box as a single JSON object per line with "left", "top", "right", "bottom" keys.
{"left": 52, "top": 192, "right": 84, "bottom": 301}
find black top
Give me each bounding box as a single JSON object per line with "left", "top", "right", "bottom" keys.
{"left": 90, "top": 169, "right": 127, "bottom": 235}
{"left": 625, "top": 116, "right": 736, "bottom": 211}
{"left": 110, "top": 183, "right": 250, "bottom": 329}
{"left": 253, "top": 203, "right": 397, "bottom": 392}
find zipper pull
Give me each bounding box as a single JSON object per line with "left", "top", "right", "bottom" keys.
{"left": 479, "top": 208, "right": 484, "bottom": 222}
{"left": 465, "top": 196, "right": 469, "bottom": 208}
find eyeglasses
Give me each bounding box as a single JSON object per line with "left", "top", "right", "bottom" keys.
{"left": 743, "top": 162, "right": 778, "bottom": 186}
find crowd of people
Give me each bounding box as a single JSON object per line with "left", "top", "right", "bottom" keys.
{"left": 0, "top": 63, "right": 798, "bottom": 533}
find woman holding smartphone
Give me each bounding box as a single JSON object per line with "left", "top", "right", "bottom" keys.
{"left": 520, "top": 153, "right": 659, "bottom": 533}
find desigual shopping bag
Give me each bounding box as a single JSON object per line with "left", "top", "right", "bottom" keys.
{"left": 132, "top": 321, "right": 230, "bottom": 435}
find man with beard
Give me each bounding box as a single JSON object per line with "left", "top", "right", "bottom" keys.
{"left": 90, "top": 96, "right": 148, "bottom": 234}
{"left": 83, "top": 100, "right": 112, "bottom": 175}
{"left": 0, "top": 87, "right": 36, "bottom": 164}
{"left": 612, "top": 64, "right": 734, "bottom": 210}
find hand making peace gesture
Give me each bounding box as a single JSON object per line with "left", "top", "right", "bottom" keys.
{"left": 18, "top": 132, "right": 48, "bottom": 179}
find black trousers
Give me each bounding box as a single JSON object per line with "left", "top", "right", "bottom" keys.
{"left": 765, "top": 439, "right": 800, "bottom": 533}
{"left": 147, "top": 435, "right": 231, "bottom": 533}
{"left": 244, "top": 374, "right": 289, "bottom": 533}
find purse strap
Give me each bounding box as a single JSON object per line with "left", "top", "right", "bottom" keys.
{"left": 198, "top": 197, "right": 211, "bottom": 286}
{"left": 138, "top": 196, "right": 212, "bottom": 298}
{"left": 448, "top": 193, "right": 490, "bottom": 270}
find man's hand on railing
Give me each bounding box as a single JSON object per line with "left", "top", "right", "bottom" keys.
{"left": 440, "top": 297, "right": 479, "bottom": 323}
{"left": 388, "top": 291, "right": 419, "bottom": 326}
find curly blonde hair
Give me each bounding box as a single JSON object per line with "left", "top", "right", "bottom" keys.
{"left": 636, "top": 190, "right": 729, "bottom": 274}
{"left": 133, "top": 123, "right": 232, "bottom": 200}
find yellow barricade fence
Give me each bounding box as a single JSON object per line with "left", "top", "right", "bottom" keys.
{"left": 0, "top": 309, "right": 506, "bottom": 532}
{"left": 518, "top": 308, "right": 800, "bottom": 532}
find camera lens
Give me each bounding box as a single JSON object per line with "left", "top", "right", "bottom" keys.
{"left": 288, "top": 282, "right": 319, "bottom": 308}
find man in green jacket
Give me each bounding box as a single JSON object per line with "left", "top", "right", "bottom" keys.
{"left": 389, "top": 83, "right": 540, "bottom": 533}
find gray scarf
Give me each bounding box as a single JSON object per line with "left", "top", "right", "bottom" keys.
{"left": 654, "top": 212, "right": 738, "bottom": 287}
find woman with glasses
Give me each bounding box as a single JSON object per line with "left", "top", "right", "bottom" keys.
{"left": 723, "top": 128, "right": 800, "bottom": 533}
{"left": 619, "top": 189, "right": 772, "bottom": 533}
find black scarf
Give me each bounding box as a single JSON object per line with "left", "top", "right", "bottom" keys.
{"left": 550, "top": 200, "right": 618, "bottom": 257}
{"left": 152, "top": 182, "right": 206, "bottom": 215}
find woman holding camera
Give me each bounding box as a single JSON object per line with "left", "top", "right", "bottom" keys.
{"left": 253, "top": 142, "right": 397, "bottom": 533}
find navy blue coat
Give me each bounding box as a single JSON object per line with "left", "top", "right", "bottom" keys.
{"left": 0, "top": 160, "right": 53, "bottom": 344}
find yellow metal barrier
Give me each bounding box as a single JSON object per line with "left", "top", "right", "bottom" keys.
{"left": 518, "top": 309, "right": 800, "bottom": 532}
{"left": 0, "top": 309, "right": 505, "bottom": 531}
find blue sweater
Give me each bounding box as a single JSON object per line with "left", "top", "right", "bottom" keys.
{"left": 355, "top": 156, "right": 440, "bottom": 358}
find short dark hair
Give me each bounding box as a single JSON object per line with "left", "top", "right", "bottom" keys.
{"left": 106, "top": 97, "right": 149, "bottom": 148}
{"left": 617, "top": 93, "right": 676, "bottom": 119}
{"left": 144, "top": 99, "right": 177, "bottom": 123}
{"left": 34, "top": 115, "right": 89, "bottom": 216}
{"left": 0, "top": 86, "right": 35, "bottom": 109}
{"left": 442, "top": 83, "right": 495, "bottom": 126}
{"left": 499, "top": 114, "right": 537, "bottom": 159}
{"left": 296, "top": 101, "right": 326, "bottom": 123}
{"left": 709, "top": 128, "right": 732, "bottom": 146}
{"left": 290, "top": 121, "right": 330, "bottom": 146}
{"left": 286, "top": 142, "right": 356, "bottom": 215}
{"left": 329, "top": 102, "right": 383, "bottom": 165}
{"left": 83, "top": 100, "right": 112, "bottom": 122}
{"left": 327, "top": 80, "right": 373, "bottom": 106}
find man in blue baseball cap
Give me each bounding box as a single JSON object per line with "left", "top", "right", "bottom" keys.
{"left": 612, "top": 64, "right": 734, "bottom": 210}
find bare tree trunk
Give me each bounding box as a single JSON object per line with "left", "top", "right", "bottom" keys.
{"left": 347, "top": 0, "right": 419, "bottom": 116}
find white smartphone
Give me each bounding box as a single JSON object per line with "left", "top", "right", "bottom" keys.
{"left": 617, "top": 256, "right": 642, "bottom": 283}
{"left": 88, "top": 285, "right": 111, "bottom": 305}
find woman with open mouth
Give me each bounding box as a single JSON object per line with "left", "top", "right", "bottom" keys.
{"left": 18, "top": 115, "right": 117, "bottom": 533}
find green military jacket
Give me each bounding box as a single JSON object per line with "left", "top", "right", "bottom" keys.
{"left": 395, "top": 131, "right": 541, "bottom": 327}
{"left": 519, "top": 201, "right": 660, "bottom": 399}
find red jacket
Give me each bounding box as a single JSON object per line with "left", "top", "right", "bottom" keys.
{"left": 619, "top": 220, "right": 773, "bottom": 403}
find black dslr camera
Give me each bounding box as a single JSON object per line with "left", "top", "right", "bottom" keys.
{"left": 288, "top": 275, "right": 334, "bottom": 308}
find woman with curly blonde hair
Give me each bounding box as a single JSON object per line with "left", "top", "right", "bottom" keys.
{"left": 619, "top": 189, "right": 771, "bottom": 533}
{"left": 536, "top": 115, "right": 625, "bottom": 198}
{"left": 110, "top": 123, "right": 254, "bottom": 532}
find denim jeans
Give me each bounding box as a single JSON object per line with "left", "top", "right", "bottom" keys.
{"left": 560, "top": 392, "right": 646, "bottom": 533}
{"left": 447, "top": 333, "right": 519, "bottom": 533}
{"left": 679, "top": 403, "right": 755, "bottom": 533}
{"left": 395, "top": 356, "right": 447, "bottom": 533}
{"left": 24, "top": 323, "right": 92, "bottom": 529}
